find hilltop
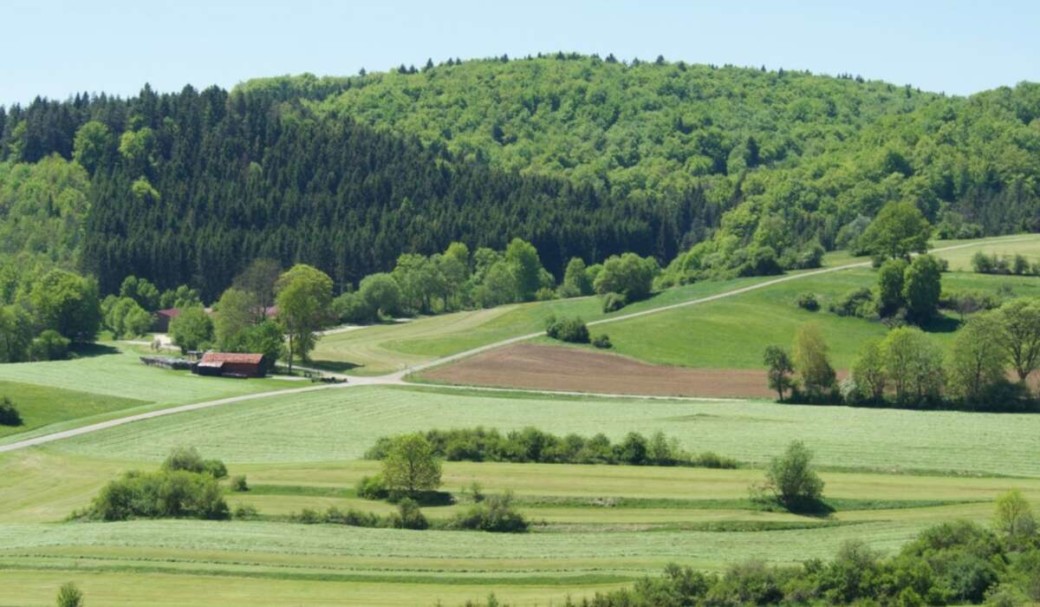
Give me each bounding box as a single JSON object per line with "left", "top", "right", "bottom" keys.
{"left": 0, "top": 53, "right": 1037, "bottom": 297}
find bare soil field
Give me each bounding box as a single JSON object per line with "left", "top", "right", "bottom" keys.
{"left": 422, "top": 343, "right": 780, "bottom": 398}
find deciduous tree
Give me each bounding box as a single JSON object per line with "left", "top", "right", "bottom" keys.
{"left": 275, "top": 264, "right": 332, "bottom": 372}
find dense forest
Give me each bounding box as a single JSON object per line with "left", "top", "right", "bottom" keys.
{"left": 1, "top": 53, "right": 1038, "bottom": 299}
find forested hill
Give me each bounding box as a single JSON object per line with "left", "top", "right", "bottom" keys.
{"left": 1, "top": 53, "right": 1038, "bottom": 298}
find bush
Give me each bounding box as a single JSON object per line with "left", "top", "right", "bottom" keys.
{"left": 829, "top": 287, "right": 876, "bottom": 318}
{"left": 601, "top": 292, "right": 627, "bottom": 313}
{"left": 29, "top": 329, "right": 70, "bottom": 361}
{"left": 450, "top": 492, "right": 529, "bottom": 533}
{"left": 323, "top": 505, "right": 380, "bottom": 527}
{"left": 356, "top": 474, "right": 390, "bottom": 500}
{"left": 389, "top": 498, "right": 429, "bottom": 530}
{"left": 0, "top": 396, "right": 22, "bottom": 426}
{"left": 161, "top": 447, "right": 227, "bottom": 478}
{"left": 81, "top": 469, "right": 230, "bottom": 521}
{"left": 795, "top": 292, "right": 820, "bottom": 312}
{"left": 591, "top": 333, "right": 612, "bottom": 349}
{"left": 545, "top": 315, "right": 590, "bottom": 343}
{"left": 56, "top": 582, "right": 84, "bottom": 607}
{"left": 231, "top": 475, "right": 249, "bottom": 492}
{"left": 294, "top": 508, "right": 322, "bottom": 524}
{"left": 755, "top": 441, "right": 825, "bottom": 512}
{"left": 233, "top": 504, "right": 259, "bottom": 519}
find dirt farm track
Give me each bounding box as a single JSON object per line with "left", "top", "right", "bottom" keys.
{"left": 422, "top": 343, "right": 780, "bottom": 399}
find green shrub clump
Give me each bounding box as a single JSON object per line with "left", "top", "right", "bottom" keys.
{"left": 795, "top": 292, "right": 820, "bottom": 312}
{"left": 591, "top": 333, "right": 613, "bottom": 349}
{"left": 545, "top": 315, "right": 590, "bottom": 343}
{"left": 0, "top": 396, "right": 22, "bottom": 426}
{"left": 601, "top": 292, "right": 627, "bottom": 313}
{"left": 79, "top": 469, "right": 230, "bottom": 521}
{"left": 162, "top": 446, "right": 228, "bottom": 478}
{"left": 450, "top": 492, "right": 529, "bottom": 533}
{"left": 828, "top": 287, "right": 876, "bottom": 318}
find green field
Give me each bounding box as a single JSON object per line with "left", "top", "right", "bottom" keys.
{"left": 598, "top": 268, "right": 1040, "bottom": 370}
{"left": 310, "top": 276, "right": 777, "bottom": 376}
{"left": 311, "top": 235, "right": 1040, "bottom": 377}
{"left": 0, "top": 348, "right": 298, "bottom": 446}
{"left": 1, "top": 383, "right": 1039, "bottom": 604}
{"left": 0, "top": 381, "right": 146, "bottom": 439}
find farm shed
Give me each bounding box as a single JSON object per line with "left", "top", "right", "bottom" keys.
{"left": 193, "top": 352, "right": 267, "bottom": 378}
{"left": 151, "top": 308, "right": 181, "bottom": 333}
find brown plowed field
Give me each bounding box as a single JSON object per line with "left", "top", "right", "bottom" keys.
{"left": 422, "top": 343, "right": 780, "bottom": 399}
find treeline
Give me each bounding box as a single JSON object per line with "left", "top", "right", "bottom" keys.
{"left": 0, "top": 81, "right": 687, "bottom": 300}
{"left": 767, "top": 295, "right": 1040, "bottom": 412}
{"left": 365, "top": 427, "right": 738, "bottom": 468}
{"left": 2, "top": 56, "right": 1038, "bottom": 302}
{"left": 464, "top": 505, "right": 1040, "bottom": 606}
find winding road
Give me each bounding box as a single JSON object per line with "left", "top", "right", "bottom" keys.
{"left": 0, "top": 237, "right": 1031, "bottom": 454}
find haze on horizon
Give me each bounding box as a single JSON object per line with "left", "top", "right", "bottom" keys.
{"left": 2, "top": 0, "right": 1038, "bottom": 106}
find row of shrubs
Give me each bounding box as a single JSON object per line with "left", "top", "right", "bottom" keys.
{"left": 803, "top": 286, "right": 1012, "bottom": 321}
{"left": 972, "top": 251, "right": 1040, "bottom": 276}
{"left": 295, "top": 492, "right": 530, "bottom": 533}
{"left": 365, "top": 427, "right": 738, "bottom": 469}
{"left": 459, "top": 520, "right": 1040, "bottom": 606}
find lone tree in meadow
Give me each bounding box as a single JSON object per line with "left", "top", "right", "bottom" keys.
{"left": 382, "top": 433, "right": 442, "bottom": 497}
{"left": 758, "top": 440, "right": 825, "bottom": 512}
{"left": 275, "top": 264, "right": 333, "bottom": 372}
{"left": 763, "top": 345, "right": 795, "bottom": 402}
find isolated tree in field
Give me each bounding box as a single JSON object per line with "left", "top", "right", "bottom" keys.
{"left": 881, "top": 327, "right": 944, "bottom": 406}
{"left": 902, "top": 254, "right": 942, "bottom": 325}
{"left": 233, "top": 258, "right": 282, "bottom": 321}
{"left": 763, "top": 345, "right": 795, "bottom": 402}
{"left": 993, "top": 490, "right": 1036, "bottom": 548}
{"left": 998, "top": 298, "right": 1040, "bottom": 383}
{"left": 792, "top": 323, "right": 836, "bottom": 401}
{"left": 168, "top": 306, "right": 213, "bottom": 354}
{"left": 56, "top": 582, "right": 83, "bottom": 607}
{"left": 0, "top": 396, "right": 22, "bottom": 426}
{"left": 947, "top": 312, "right": 1007, "bottom": 404}
{"left": 852, "top": 339, "right": 887, "bottom": 404}
{"left": 382, "top": 433, "right": 442, "bottom": 497}
{"left": 275, "top": 264, "right": 333, "bottom": 372}
{"left": 760, "top": 440, "right": 825, "bottom": 511}
{"left": 860, "top": 201, "right": 931, "bottom": 262}
{"left": 876, "top": 258, "right": 907, "bottom": 317}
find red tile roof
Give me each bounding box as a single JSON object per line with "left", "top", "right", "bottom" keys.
{"left": 156, "top": 308, "right": 182, "bottom": 318}
{"left": 200, "top": 352, "right": 264, "bottom": 365}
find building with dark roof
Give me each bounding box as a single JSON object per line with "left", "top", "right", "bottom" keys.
{"left": 193, "top": 352, "right": 267, "bottom": 378}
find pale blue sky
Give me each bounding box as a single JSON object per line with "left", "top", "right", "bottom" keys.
{"left": 2, "top": 0, "right": 1037, "bottom": 106}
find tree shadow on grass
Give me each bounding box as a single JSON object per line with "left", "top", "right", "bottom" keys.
{"left": 70, "top": 343, "right": 121, "bottom": 359}
{"left": 920, "top": 314, "right": 961, "bottom": 334}
{"left": 756, "top": 497, "right": 835, "bottom": 518}
{"left": 308, "top": 359, "right": 362, "bottom": 374}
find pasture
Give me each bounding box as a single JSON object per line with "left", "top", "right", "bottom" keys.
{"left": 0, "top": 348, "right": 297, "bottom": 445}
{"left": 2, "top": 376, "right": 1039, "bottom": 604}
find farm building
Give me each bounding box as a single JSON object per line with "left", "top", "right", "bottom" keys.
{"left": 193, "top": 352, "right": 267, "bottom": 378}
{"left": 151, "top": 308, "right": 181, "bottom": 332}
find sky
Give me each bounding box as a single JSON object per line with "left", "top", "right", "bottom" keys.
{"left": 2, "top": 0, "right": 1037, "bottom": 106}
